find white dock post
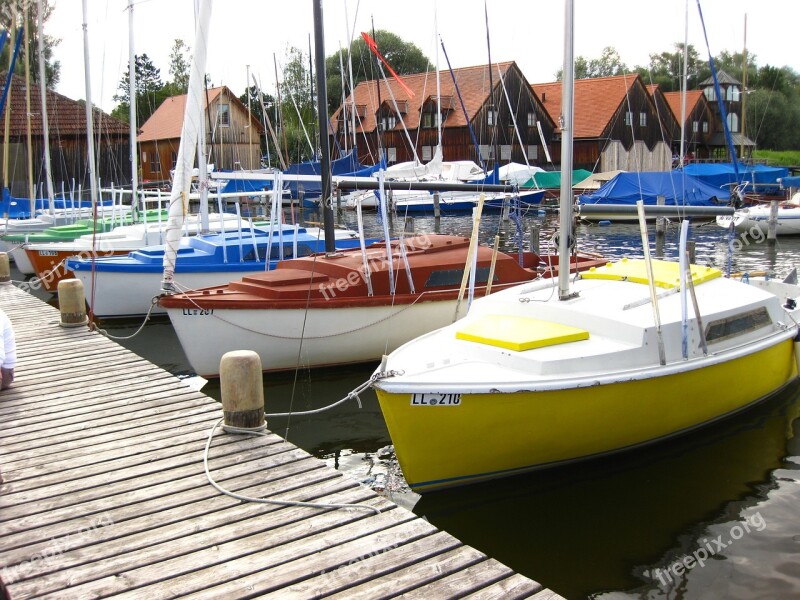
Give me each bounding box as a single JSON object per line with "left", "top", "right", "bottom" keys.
{"left": 57, "top": 279, "right": 89, "bottom": 327}
{"left": 0, "top": 252, "right": 10, "bottom": 283}
{"left": 768, "top": 199, "right": 779, "bottom": 244}
{"left": 219, "top": 350, "right": 265, "bottom": 430}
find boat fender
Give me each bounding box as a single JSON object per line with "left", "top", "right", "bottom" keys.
{"left": 598, "top": 220, "right": 611, "bottom": 226}
{"left": 785, "top": 298, "right": 797, "bottom": 311}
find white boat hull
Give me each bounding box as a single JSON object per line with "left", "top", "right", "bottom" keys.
{"left": 166, "top": 298, "right": 463, "bottom": 376}
{"left": 717, "top": 204, "right": 800, "bottom": 236}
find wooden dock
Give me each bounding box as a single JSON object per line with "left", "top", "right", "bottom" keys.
{"left": 0, "top": 283, "right": 564, "bottom": 599}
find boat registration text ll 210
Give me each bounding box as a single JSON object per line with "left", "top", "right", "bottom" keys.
{"left": 411, "top": 393, "right": 462, "bottom": 406}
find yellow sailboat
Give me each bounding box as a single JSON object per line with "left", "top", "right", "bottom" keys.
{"left": 371, "top": 0, "right": 800, "bottom": 492}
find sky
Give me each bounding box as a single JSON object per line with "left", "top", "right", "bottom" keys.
{"left": 45, "top": 0, "right": 800, "bottom": 114}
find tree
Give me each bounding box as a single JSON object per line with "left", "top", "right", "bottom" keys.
{"left": 325, "top": 30, "right": 434, "bottom": 113}
{"left": 111, "top": 53, "right": 167, "bottom": 125}
{"left": 167, "top": 39, "right": 191, "bottom": 95}
{"left": 556, "top": 47, "right": 628, "bottom": 80}
{"left": 636, "top": 43, "right": 703, "bottom": 92}
{"left": 0, "top": 0, "right": 60, "bottom": 87}
{"left": 239, "top": 84, "right": 277, "bottom": 157}
{"left": 279, "top": 46, "right": 316, "bottom": 162}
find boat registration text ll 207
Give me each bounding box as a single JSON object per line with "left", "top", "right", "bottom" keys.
{"left": 410, "top": 393, "right": 462, "bottom": 406}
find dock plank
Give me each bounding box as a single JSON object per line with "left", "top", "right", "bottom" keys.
{"left": 0, "top": 283, "right": 564, "bottom": 599}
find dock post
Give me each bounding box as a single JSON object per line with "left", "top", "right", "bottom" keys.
{"left": 404, "top": 216, "right": 414, "bottom": 234}
{"left": 433, "top": 192, "right": 441, "bottom": 218}
{"left": 529, "top": 222, "right": 540, "bottom": 254}
{"left": 656, "top": 195, "right": 666, "bottom": 236}
{"left": 219, "top": 350, "right": 266, "bottom": 430}
{"left": 687, "top": 240, "right": 696, "bottom": 263}
{"left": 768, "top": 199, "right": 778, "bottom": 244}
{"left": 57, "top": 278, "right": 89, "bottom": 327}
{"left": 0, "top": 252, "right": 10, "bottom": 283}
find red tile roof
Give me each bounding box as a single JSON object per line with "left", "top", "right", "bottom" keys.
{"left": 0, "top": 73, "right": 128, "bottom": 139}
{"left": 663, "top": 90, "right": 704, "bottom": 125}
{"left": 532, "top": 73, "right": 641, "bottom": 138}
{"left": 334, "top": 61, "right": 517, "bottom": 132}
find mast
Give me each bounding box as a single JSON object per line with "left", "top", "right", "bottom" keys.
{"left": 36, "top": 0, "right": 55, "bottom": 214}
{"left": 484, "top": 1, "right": 498, "bottom": 178}
{"left": 558, "top": 0, "right": 575, "bottom": 301}
{"left": 679, "top": 0, "right": 688, "bottom": 165}
{"left": 195, "top": 0, "right": 209, "bottom": 233}
{"left": 312, "top": 0, "right": 335, "bottom": 252}
{"left": 740, "top": 13, "right": 747, "bottom": 160}
{"left": 23, "top": 3, "right": 35, "bottom": 213}
{"left": 81, "top": 0, "right": 99, "bottom": 213}
{"left": 127, "top": 0, "right": 139, "bottom": 218}
{"left": 343, "top": 0, "right": 358, "bottom": 153}
{"left": 2, "top": 19, "right": 15, "bottom": 194}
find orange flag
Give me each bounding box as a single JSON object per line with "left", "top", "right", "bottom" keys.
{"left": 361, "top": 32, "right": 415, "bottom": 98}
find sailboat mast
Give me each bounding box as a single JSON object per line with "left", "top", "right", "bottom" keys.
{"left": 2, "top": 18, "right": 15, "bottom": 193}
{"left": 127, "top": 0, "right": 139, "bottom": 217}
{"left": 23, "top": 3, "right": 35, "bottom": 212}
{"left": 312, "top": 0, "right": 335, "bottom": 252}
{"left": 740, "top": 13, "right": 747, "bottom": 160}
{"left": 558, "top": 0, "right": 575, "bottom": 301}
{"left": 36, "top": 0, "right": 55, "bottom": 213}
{"left": 81, "top": 0, "right": 99, "bottom": 211}
{"left": 484, "top": 1, "right": 498, "bottom": 177}
{"left": 679, "top": 0, "right": 688, "bottom": 165}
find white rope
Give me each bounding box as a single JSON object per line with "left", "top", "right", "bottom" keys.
{"left": 203, "top": 418, "right": 380, "bottom": 514}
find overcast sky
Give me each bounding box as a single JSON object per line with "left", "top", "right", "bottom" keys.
{"left": 46, "top": 0, "right": 800, "bottom": 114}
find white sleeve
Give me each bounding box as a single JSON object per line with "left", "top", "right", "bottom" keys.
{"left": 0, "top": 312, "right": 15, "bottom": 369}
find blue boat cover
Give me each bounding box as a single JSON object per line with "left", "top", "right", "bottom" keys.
{"left": 682, "top": 163, "right": 788, "bottom": 193}
{"left": 779, "top": 175, "right": 800, "bottom": 188}
{"left": 578, "top": 172, "right": 730, "bottom": 206}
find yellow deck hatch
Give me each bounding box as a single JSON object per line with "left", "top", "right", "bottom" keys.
{"left": 581, "top": 258, "right": 721, "bottom": 289}
{"left": 456, "top": 315, "right": 589, "bottom": 351}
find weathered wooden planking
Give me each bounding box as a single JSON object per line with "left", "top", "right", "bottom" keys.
{"left": 0, "top": 284, "right": 563, "bottom": 600}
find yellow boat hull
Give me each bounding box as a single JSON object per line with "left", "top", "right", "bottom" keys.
{"left": 376, "top": 338, "right": 798, "bottom": 492}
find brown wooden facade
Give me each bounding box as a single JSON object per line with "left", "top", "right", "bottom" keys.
{"left": 663, "top": 90, "right": 718, "bottom": 160}
{"left": 138, "top": 86, "right": 263, "bottom": 183}
{"left": 331, "top": 62, "right": 555, "bottom": 170}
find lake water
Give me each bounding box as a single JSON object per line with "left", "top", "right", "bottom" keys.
{"left": 18, "top": 207, "right": 800, "bottom": 599}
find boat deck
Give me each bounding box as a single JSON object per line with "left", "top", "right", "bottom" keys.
{"left": 0, "top": 283, "right": 563, "bottom": 599}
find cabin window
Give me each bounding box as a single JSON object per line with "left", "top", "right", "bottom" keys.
{"left": 639, "top": 112, "right": 647, "bottom": 127}
{"left": 727, "top": 112, "right": 739, "bottom": 133}
{"left": 150, "top": 150, "right": 161, "bottom": 173}
{"left": 425, "top": 267, "right": 495, "bottom": 288}
{"left": 726, "top": 85, "right": 740, "bottom": 102}
{"left": 219, "top": 104, "right": 230, "bottom": 127}
{"left": 624, "top": 111, "right": 633, "bottom": 126}
{"left": 487, "top": 109, "right": 497, "bottom": 126}
{"left": 704, "top": 87, "right": 716, "bottom": 102}
{"left": 692, "top": 121, "right": 699, "bottom": 133}
{"left": 527, "top": 112, "right": 535, "bottom": 127}
{"left": 705, "top": 307, "right": 771, "bottom": 344}
{"left": 702, "top": 121, "right": 709, "bottom": 133}
{"left": 528, "top": 145, "right": 539, "bottom": 160}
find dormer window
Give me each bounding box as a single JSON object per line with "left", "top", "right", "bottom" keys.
{"left": 704, "top": 87, "right": 716, "bottom": 102}
{"left": 487, "top": 109, "right": 497, "bottom": 126}
{"left": 726, "top": 85, "right": 741, "bottom": 102}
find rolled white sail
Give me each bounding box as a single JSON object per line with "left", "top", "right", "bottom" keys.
{"left": 161, "top": 0, "right": 212, "bottom": 290}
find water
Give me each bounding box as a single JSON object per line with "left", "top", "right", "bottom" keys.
{"left": 17, "top": 208, "right": 800, "bottom": 599}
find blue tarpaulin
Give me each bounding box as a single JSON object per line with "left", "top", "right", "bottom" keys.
{"left": 682, "top": 163, "right": 788, "bottom": 193}
{"left": 779, "top": 175, "right": 800, "bottom": 188}
{"left": 578, "top": 172, "right": 730, "bottom": 206}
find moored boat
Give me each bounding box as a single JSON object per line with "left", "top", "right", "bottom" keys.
{"left": 159, "top": 233, "right": 606, "bottom": 376}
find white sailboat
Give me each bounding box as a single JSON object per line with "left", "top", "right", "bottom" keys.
{"left": 716, "top": 194, "right": 800, "bottom": 236}
{"left": 370, "top": 0, "right": 800, "bottom": 492}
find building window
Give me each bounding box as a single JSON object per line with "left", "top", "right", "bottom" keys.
{"left": 171, "top": 152, "right": 178, "bottom": 169}
{"left": 421, "top": 145, "right": 432, "bottom": 161}
{"left": 487, "top": 109, "right": 497, "bottom": 126}
{"left": 624, "top": 111, "right": 633, "bottom": 126}
{"left": 422, "top": 112, "right": 433, "bottom": 128}
{"left": 528, "top": 145, "right": 539, "bottom": 160}
{"left": 478, "top": 145, "right": 494, "bottom": 160}
{"left": 218, "top": 103, "right": 230, "bottom": 127}
{"left": 527, "top": 112, "right": 535, "bottom": 127}
{"left": 387, "top": 147, "right": 397, "bottom": 164}
{"left": 703, "top": 87, "right": 716, "bottom": 102}
{"left": 702, "top": 121, "right": 709, "bottom": 133}
{"left": 726, "top": 85, "right": 740, "bottom": 102}
{"left": 692, "top": 121, "right": 699, "bottom": 133}
{"left": 639, "top": 112, "right": 647, "bottom": 127}
{"left": 500, "top": 145, "right": 512, "bottom": 160}
{"left": 150, "top": 150, "right": 161, "bottom": 173}
{"left": 727, "top": 112, "right": 739, "bottom": 133}
{"left": 381, "top": 114, "right": 397, "bottom": 131}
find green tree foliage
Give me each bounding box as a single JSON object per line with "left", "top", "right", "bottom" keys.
{"left": 279, "top": 46, "right": 315, "bottom": 162}
{"left": 0, "top": 0, "right": 60, "bottom": 87}
{"left": 557, "top": 47, "right": 627, "bottom": 81}
{"left": 239, "top": 84, "right": 277, "bottom": 158}
{"left": 168, "top": 39, "right": 191, "bottom": 95}
{"left": 635, "top": 44, "right": 704, "bottom": 91}
{"left": 111, "top": 53, "right": 169, "bottom": 125}
{"left": 325, "top": 30, "right": 434, "bottom": 114}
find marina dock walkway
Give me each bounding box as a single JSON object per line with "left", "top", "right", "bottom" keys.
{"left": 0, "top": 283, "right": 563, "bottom": 599}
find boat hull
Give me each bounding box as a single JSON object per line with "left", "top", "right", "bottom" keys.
{"left": 166, "top": 298, "right": 464, "bottom": 377}
{"left": 26, "top": 248, "right": 127, "bottom": 292}
{"left": 375, "top": 337, "right": 797, "bottom": 491}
